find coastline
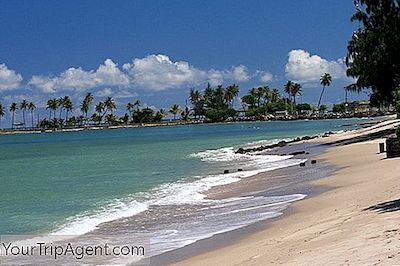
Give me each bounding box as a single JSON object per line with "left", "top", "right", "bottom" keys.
{"left": 0, "top": 115, "right": 385, "bottom": 136}
{"left": 162, "top": 117, "right": 400, "bottom": 265}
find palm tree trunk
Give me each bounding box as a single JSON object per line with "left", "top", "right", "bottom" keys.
{"left": 11, "top": 111, "right": 15, "bottom": 130}
{"left": 317, "top": 86, "right": 326, "bottom": 108}
{"left": 22, "top": 110, "right": 26, "bottom": 128}
{"left": 31, "top": 111, "right": 34, "bottom": 128}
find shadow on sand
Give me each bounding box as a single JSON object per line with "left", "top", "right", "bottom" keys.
{"left": 364, "top": 199, "right": 400, "bottom": 213}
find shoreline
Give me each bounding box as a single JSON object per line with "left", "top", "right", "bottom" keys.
{"left": 0, "top": 115, "right": 386, "bottom": 136}
{"left": 161, "top": 117, "right": 400, "bottom": 265}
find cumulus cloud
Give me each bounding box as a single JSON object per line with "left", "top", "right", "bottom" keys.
{"left": 28, "top": 54, "right": 256, "bottom": 93}
{"left": 123, "top": 54, "right": 206, "bottom": 91}
{"left": 29, "top": 59, "right": 129, "bottom": 93}
{"left": 0, "top": 64, "right": 23, "bottom": 91}
{"left": 258, "top": 71, "right": 273, "bottom": 82}
{"left": 285, "top": 49, "right": 348, "bottom": 84}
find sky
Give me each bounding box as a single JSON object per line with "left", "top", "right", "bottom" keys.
{"left": 0, "top": 0, "right": 369, "bottom": 123}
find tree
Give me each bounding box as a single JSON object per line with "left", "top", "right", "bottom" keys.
{"left": 0, "top": 103, "right": 5, "bottom": 129}
{"left": 333, "top": 103, "right": 346, "bottom": 113}
{"left": 28, "top": 102, "right": 36, "bottom": 128}
{"left": 9, "top": 102, "right": 17, "bottom": 129}
{"left": 241, "top": 94, "right": 258, "bottom": 109}
{"left": 170, "top": 104, "right": 180, "bottom": 120}
{"left": 318, "top": 73, "right": 332, "bottom": 108}
{"left": 62, "top": 96, "right": 73, "bottom": 122}
{"left": 346, "top": 0, "right": 400, "bottom": 104}
{"left": 105, "top": 97, "right": 116, "bottom": 114}
{"left": 126, "top": 102, "right": 134, "bottom": 117}
{"left": 319, "top": 104, "right": 328, "bottom": 113}
{"left": 46, "top": 98, "right": 58, "bottom": 120}
{"left": 181, "top": 106, "right": 191, "bottom": 121}
{"left": 81, "top": 93, "right": 94, "bottom": 124}
{"left": 95, "top": 102, "right": 106, "bottom": 124}
{"left": 291, "top": 83, "right": 302, "bottom": 106}
{"left": 270, "top": 88, "right": 281, "bottom": 103}
{"left": 133, "top": 99, "right": 141, "bottom": 111}
{"left": 20, "top": 99, "right": 29, "bottom": 128}
{"left": 225, "top": 84, "right": 239, "bottom": 108}
{"left": 284, "top": 81, "right": 294, "bottom": 102}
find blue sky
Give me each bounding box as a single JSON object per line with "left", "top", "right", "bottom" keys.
{"left": 0, "top": 0, "right": 368, "bottom": 122}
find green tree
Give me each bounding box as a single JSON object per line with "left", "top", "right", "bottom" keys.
{"left": 0, "top": 103, "right": 5, "bottom": 129}
{"left": 346, "top": 0, "right": 400, "bottom": 104}
{"left": 105, "top": 97, "right": 116, "bottom": 114}
{"left": 133, "top": 99, "right": 141, "bottom": 111}
{"left": 170, "top": 104, "right": 181, "bottom": 120}
{"left": 28, "top": 102, "right": 36, "bottom": 128}
{"left": 20, "top": 99, "right": 29, "bottom": 128}
{"left": 225, "top": 84, "right": 239, "bottom": 108}
{"left": 62, "top": 96, "right": 73, "bottom": 122}
{"left": 46, "top": 98, "right": 58, "bottom": 120}
{"left": 291, "top": 83, "right": 302, "bottom": 106}
{"left": 81, "top": 93, "right": 94, "bottom": 124}
{"left": 318, "top": 73, "right": 332, "bottom": 108}
{"left": 9, "top": 102, "right": 18, "bottom": 129}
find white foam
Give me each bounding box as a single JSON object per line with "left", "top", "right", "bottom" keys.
{"left": 52, "top": 200, "right": 148, "bottom": 235}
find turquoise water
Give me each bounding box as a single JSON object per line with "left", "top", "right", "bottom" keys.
{"left": 0, "top": 119, "right": 364, "bottom": 235}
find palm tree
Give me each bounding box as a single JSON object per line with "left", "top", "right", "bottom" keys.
{"left": 28, "top": 102, "right": 36, "bottom": 128}
{"left": 170, "top": 104, "right": 180, "bottom": 120}
{"left": 225, "top": 84, "right": 239, "bottom": 108}
{"left": 270, "top": 88, "right": 280, "bottom": 103}
{"left": 181, "top": 106, "right": 191, "bottom": 120}
{"left": 46, "top": 98, "right": 58, "bottom": 120}
{"left": 62, "top": 96, "right": 73, "bottom": 121}
{"left": 95, "top": 101, "right": 106, "bottom": 124}
{"left": 0, "top": 103, "right": 5, "bottom": 129}
{"left": 20, "top": 99, "right": 29, "bottom": 128}
{"left": 126, "top": 102, "right": 134, "bottom": 116}
{"left": 9, "top": 102, "right": 17, "bottom": 129}
{"left": 284, "top": 81, "right": 294, "bottom": 103}
{"left": 81, "top": 93, "right": 94, "bottom": 124}
{"left": 318, "top": 73, "right": 332, "bottom": 108}
{"left": 105, "top": 97, "right": 116, "bottom": 114}
{"left": 291, "top": 83, "right": 302, "bottom": 106}
{"left": 133, "top": 99, "right": 141, "bottom": 111}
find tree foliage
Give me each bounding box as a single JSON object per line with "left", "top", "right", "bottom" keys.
{"left": 346, "top": 0, "right": 400, "bottom": 104}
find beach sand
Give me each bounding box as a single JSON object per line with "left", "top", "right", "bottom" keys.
{"left": 171, "top": 119, "right": 400, "bottom": 266}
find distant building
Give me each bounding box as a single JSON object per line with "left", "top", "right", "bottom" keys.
{"left": 274, "top": 110, "right": 288, "bottom": 119}
{"left": 349, "top": 101, "right": 370, "bottom": 114}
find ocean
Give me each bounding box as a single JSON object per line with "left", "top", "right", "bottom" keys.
{"left": 0, "top": 118, "right": 366, "bottom": 260}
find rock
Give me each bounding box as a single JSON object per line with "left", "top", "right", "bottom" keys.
{"left": 236, "top": 148, "right": 245, "bottom": 154}
{"left": 224, "top": 170, "right": 230, "bottom": 174}
{"left": 289, "top": 151, "right": 306, "bottom": 156}
{"left": 238, "top": 169, "right": 243, "bottom": 172}
{"left": 277, "top": 141, "right": 287, "bottom": 147}
{"left": 311, "top": 159, "right": 317, "bottom": 164}
{"left": 299, "top": 162, "right": 306, "bottom": 167}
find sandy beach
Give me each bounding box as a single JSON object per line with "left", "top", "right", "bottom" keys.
{"left": 171, "top": 118, "right": 400, "bottom": 266}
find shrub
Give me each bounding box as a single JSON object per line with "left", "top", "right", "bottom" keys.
{"left": 396, "top": 126, "right": 400, "bottom": 138}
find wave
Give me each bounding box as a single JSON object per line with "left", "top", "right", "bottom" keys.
{"left": 52, "top": 139, "right": 306, "bottom": 239}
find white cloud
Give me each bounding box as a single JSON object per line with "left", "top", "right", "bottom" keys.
{"left": 96, "top": 87, "right": 113, "bottom": 97}
{"left": 29, "top": 59, "right": 129, "bottom": 93}
{"left": 258, "top": 71, "right": 273, "bottom": 82}
{"left": 123, "top": 54, "right": 206, "bottom": 91}
{"left": 24, "top": 54, "right": 264, "bottom": 95}
{"left": 285, "top": 49, "right": 348, "bottom": 84}
{"left": 0, "top": 64, "right": 23, "bottom": 91}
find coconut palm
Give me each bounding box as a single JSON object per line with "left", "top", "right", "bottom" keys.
{"left": 46, "top": 98, "right": 58, "bottom": 120}
{"left": 20, "top": 99, "right": 29, "bottom": 128}
{"left": 291, "top": 83, "right": 302, "bottom": 106}
{"left": 28, "top": 102, "right": 36, "bottom": 128}
{"left": 225, "top": 84, "right": 239, "bottom": 108}
{"left": 318, "top": 73, "right": 332, "bottom": 108}
{"left": 62, "top": 96, "right": 73, "bottom": 121}
{"left": 0, "top": 103, "right": 5, "bottom": 129}
{"left": 181, "top": 106, "right": 191, "bottom": 120}
{"left": 133, "top": 99, "right": 141, "bottom": 111}
{"left": 270, "top": 88, "right": 281, "bottom": 103}
{"left": 9, "top": 102, "right": 17, "bottom": 129}
{"left": 126, "top": 102, "right": 134, "bottom": 116}
{"left": 105, "top": 97, "right": 116, "bottom": 114}
{"left": 284, "top": 81, "right": 294, "bottom": 101}
{"left": 170, "top": 104, "right": 180, "bottom": 120}
{"left": 95, "top": 101, "right": 106, "bottom": 124}
{"left": 81, "top": 93, "right": 94, "bottom": 124}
